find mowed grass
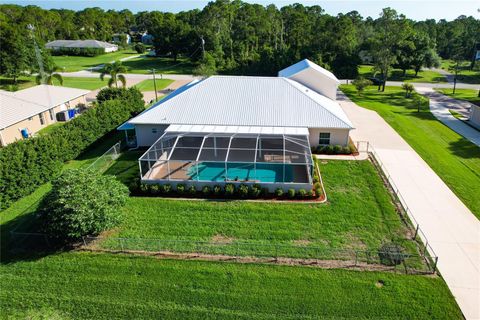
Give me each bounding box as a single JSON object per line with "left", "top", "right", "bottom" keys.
{"left": 0, "top": 252, "right": 462, "bottom": 320}
{"left": 102, "top": 160, "right": 417, "bottom": 257}
{"left": 134, "top": 78, "right": 174, "bottom": 92}
{"left": 52, "top": 50, "right": 140, "bottom": 72}
{"left": 0, "top": 76, "right": 106, "bottom": 91}
{"left": 122, "top": 56, "right": 195, "bottom": 74}
{"left": 436, "top": 88, "right": 480, "bottom": 106}
{"left": 341, "top": 85, "right": 480, "bottom": 218}
{"left": 358, "top": 64, "right": 447, "bottom": 83}
{"left": 440, "top": 59, "right": 480, "bottom": 84}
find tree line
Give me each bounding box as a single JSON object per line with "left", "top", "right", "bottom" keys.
{"left": 1, "top": 1, "right": 479, "bottom": 80}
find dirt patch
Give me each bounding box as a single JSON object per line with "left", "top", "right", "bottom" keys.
{"left": 293, "top": 239, "right": 312, "bottom": 246}
{"left": 211, "top": 234, "right": 235, "bottom": 244}
{"left": 375, "top": 280, "right": 385, "bottom": 288}
{"left": 344, "top": 233, "right": 368, "bottom": 251}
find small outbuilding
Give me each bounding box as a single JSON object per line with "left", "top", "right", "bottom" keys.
{"left": 46, "top": 40, "right": 118, "bottom": 53}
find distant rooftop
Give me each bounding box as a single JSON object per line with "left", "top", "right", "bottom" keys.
{"left": 45, "top": 40, "right": 118, "bottom": 49}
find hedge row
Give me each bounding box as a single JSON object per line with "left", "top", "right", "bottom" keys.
{"left": 49, "top": 47, "right": 106, "bottom": 57}
{"left": 132, "top": 182, "right": 321, "bottom": 200}
{"left": 311, "top": 144, "right": 355, "bottom": 155}
{"left": 0, "top": 87, "right": 144, "bottom": 210}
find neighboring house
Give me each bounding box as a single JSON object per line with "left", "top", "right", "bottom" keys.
{"left": 118, "top": 59, "right": 353, "bottom": 191}
{"left": 470, "top": 104, "right": 480, "bottom": 128}
{"left": 0, "top": 85, "right": 89, "bottom": 146}
{"left": 112, "top": 33, "right": 131, "bottom": 45}
{"left": 141, "top": 32, "right": 154, "bottom": 45}
{"left": 45, "top": 40, "right": 118, "bottom": 53}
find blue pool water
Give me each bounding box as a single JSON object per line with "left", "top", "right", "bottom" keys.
{"left": 187, "top": 162, "right": 294, "bottom": 183}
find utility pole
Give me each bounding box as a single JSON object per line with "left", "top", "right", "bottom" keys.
{"left": 453, "top": 61, "right": 459, "bottom": 94}
{"left": 152, "top": 68, "right": 158, "bottom": 101}
{"left": 200, "top": 36, "right": 205, "bottom": 59}
{"left": 28, "top": 24, "right": 45, "bottom": 84}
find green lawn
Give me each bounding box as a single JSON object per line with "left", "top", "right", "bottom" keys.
{"left": 358, "top": 65, "right": 447, "bottom": 83}
{"left": 134, "top": 78, "right": 174, "bottom": 92}
{"left": 440, "top": 59, "right": 480, "bottom": 84}
{"left": 52, "top": 50, "right": 140, "bottom": 72}
{"left": 0, "top": 76, "right": 36, "bottom": 91}
{"left": 341, "top": 85, "right": 480, "bottom": 219}
{"left": 0, "top": 76, "right": 106, "bottom": 91}
{"left": 122, "top": 56, "right": 195, "bottom": 74}
{"left": 435, "top": 88, "right": 480, "bottom": 106}
{"left": 0, "top": 252, "right": 462, "bottom": 320}
{"left": 97, "top": 159, "right": 421, "bottom": 260}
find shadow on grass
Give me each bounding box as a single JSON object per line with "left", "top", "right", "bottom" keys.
{"left": 104, "top": 150, "right": 144, "bottom": 186}
{"left": 448, "top": 139, "right": 480, "bottom": 159}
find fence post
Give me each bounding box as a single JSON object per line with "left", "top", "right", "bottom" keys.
{"left": 354, "top": 251, "right": 358, "bottom": 266}
{"left": 433, "top": 256, "right": 439, "bottom": 274}
{"left": 423, "top": 240, "right": 428, "bottom": 255}
{"left": 413, "top": 224, "right": 419, "bottom": 240}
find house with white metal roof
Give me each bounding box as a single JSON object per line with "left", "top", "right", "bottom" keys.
{"left": 46, "top": 40, "right": 118, "bottom": 53}
{"left": 119, "top": 60, "right": 353, "bottom": 191}
{"left": 0, "top": 85, "right": 89, "bottom": 146}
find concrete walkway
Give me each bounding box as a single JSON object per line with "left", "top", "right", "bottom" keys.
{"left": 415, "top": 87, "right": 480, "bottom": 147}
{"left": 337, "top": 92, "right": 480, "bottom": 320}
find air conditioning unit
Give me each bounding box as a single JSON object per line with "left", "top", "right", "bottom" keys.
{"left": 56, "top": 110, "right": 70, "bottom": 122}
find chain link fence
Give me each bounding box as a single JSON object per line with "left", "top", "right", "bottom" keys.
{"left": 87, "top": 141, "right": 122, "bottom": 172}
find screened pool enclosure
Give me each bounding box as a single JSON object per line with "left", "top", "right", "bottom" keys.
{"left": 139, "top": 125, "right": 314, "bottom": 189}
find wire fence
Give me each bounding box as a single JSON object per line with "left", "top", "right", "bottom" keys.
{"left": 87, "top": 141, "right": 122, "bottom": 172}
{"left": 7, "top": 232, "right": 436, "bottom": 274}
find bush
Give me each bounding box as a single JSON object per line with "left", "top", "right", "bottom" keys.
{"left": 224, "top": 183, "right": 235, "bottom": 196}
{"left": 49, "top": 47, "right": 105, "bottom": 57}
{"left": 287, "top": 189, "right": 296, "bottom": 199}
{"left": 213, "top": 185, "right": 222, "bottom": 196}
{"left": 202, "top": 186, "right": 211, "bottom": 196}
{"left": 149, "top": 184, "right": 161, "bottom": 195}
{"left": 0, "top": 87, "right": 144, "bottom": 210}
{"left": 140, "top": 183, "right": 149, "bottom": 193}
{"left": 297, "top": 189, "right": 307, "bottom": 198}
{"left": 402, "top": 82, "right": 415, "bottom": 98}
{"left": 249, "top": 184, "right": 262, "bottom": 198}
{"left": 352, "top": 77, "right": 373, "bottom": 93}
{"left": 39, "top": 169, "right": 128, "bottom": 240}
{"left": 307, "top": 189, "right": 314, "bottom": 198}
{"left": 275, "top": 188, "right": 284, "bottom": 197}
{"left": 134, "top": 43, "right": 146, "bottom": 53}
{"left": 161, "top": 184, "right": 172, "bottom": 194}
{"left": 237, "top": 184, "right": 249, "bottom": 198}
{"left": 313, "top": 144, "right": 352, "bottom": 155}
{"left": 187, "top": 185, "right": 197, "bottom": 196}
{"left": 96, "top": 87, "right": 143, "bottom": 106}
{"left": 176, "top": 183, "right": 186, "bottom": 195}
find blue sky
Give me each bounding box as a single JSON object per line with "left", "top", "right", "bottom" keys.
{"left": 1, "top": 0, "right": 478, "bottom": 21}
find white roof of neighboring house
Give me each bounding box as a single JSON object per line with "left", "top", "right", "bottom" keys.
{"left": 45, "top": 40, "right": 118, "bottom": 49}
{"left": 278, "top": 59, "right": 340, "bottom": 84}
{"left": 126, "top": 76, "right": 353, "bottom": 129}
{"left": 0, "top": 85, "right": 89, "bottom": 129}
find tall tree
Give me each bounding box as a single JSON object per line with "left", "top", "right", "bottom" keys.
{"left": 100, "top": 61, "right": 127, "bottom": 88}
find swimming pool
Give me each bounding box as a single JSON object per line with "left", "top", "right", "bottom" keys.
{"left": 187, "top": 162, "right": 295, "bottom": 183}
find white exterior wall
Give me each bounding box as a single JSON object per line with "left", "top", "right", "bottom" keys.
{"left": 287, "top": 69, "right": 339, "bottom": 101}
{"left": 105, "top": 46, "right": 118, "bottom": 53}
{"left": 308, "top": 128, "right": 350, "bottom": 147}
{"left": 135, "top": 124, "right": 169, "bottom": 147}
{"left": 470, "top": 105, "right": 480, "bottom": 127}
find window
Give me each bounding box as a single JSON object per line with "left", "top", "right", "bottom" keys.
{"left": 319, "top": 132, "right": 330, "bottom": 145}
{"left": 49, "top": 109, "right": 54, "bottom": 121}
{"left": 152, "top": 128, "right": 158, "bottom": 134}
{"left": 39, "top": 113, "right": 45, "bottom": 125}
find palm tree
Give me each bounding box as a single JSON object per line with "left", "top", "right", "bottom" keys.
{"left": 36, "top": 65, "right": 63, "bottom": 86}
{"left": 100, "top": 61, "right": 127, "bottom": 88}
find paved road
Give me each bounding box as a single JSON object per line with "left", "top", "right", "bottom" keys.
{"left": 415, "top": 87, "right": 480, "bottom": 147}
{"left": 59, "top": 70, "right": 198, "bottom": 81}
{"left": 337, "top": 92, "right": 480, "bottom": 320}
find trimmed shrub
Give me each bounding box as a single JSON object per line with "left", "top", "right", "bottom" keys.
{"left": 39, "top": 169, "right": 128, "bottom": 240}
{"left": 49, "top": 47, "right": 105, "bottom": 57}
{"left": 287, "top": 189, "right": 296, "bottom": 199}
{"left": 140, "top": 183, "right": 149, "bottom": 193}
{"left": 176, "top": 183, "right": 186, "bottom": 195}
{"left": 275, "top": 188, "right": 284, "bottom": 197}
{"left": 150, "top": 184, "right": 161, "bottom": 195}
{"left": 297, "top": 189, "right": 307, "bottom": 198}
{"left": 162, "top": 184, "right": 172, "bottom": 194}
{"left": 213, "top": 185, "right": 222, "bottom": 196}
{"left": 134, "top": 43, "right": 146, "bottom": 53}
{"left": 315, "top": 187, "right": 322, "bottom": 198}
{"left": 224, "top": 183, "right": 235, "bottom": 196}
{"left": 249, "top": 184, "right": 262, "bottom": 198}
{"left": 0, "top": 87, "right": 144, "bottom": 210}
{"left": 237, "top": 184, "right": 249, "bottom": 198}
{"left": 187, "top": 185, "right": 197, "bottom": 196}
{"left": 202, "top": 186, "right": 211, "bottom": 196}
{"left": 307, "top": 190, "right": 314, "bottom": 198}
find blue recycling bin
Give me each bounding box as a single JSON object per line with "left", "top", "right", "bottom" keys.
{"left": 21, "top": 128, "right": 29, "bottom": 139}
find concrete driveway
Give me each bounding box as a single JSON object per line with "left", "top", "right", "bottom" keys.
{"left": 416, "top": 87, "right": 480, "bottom": 147}
{"left": 337, "top": 92, "right": 480, "bottom": 320}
